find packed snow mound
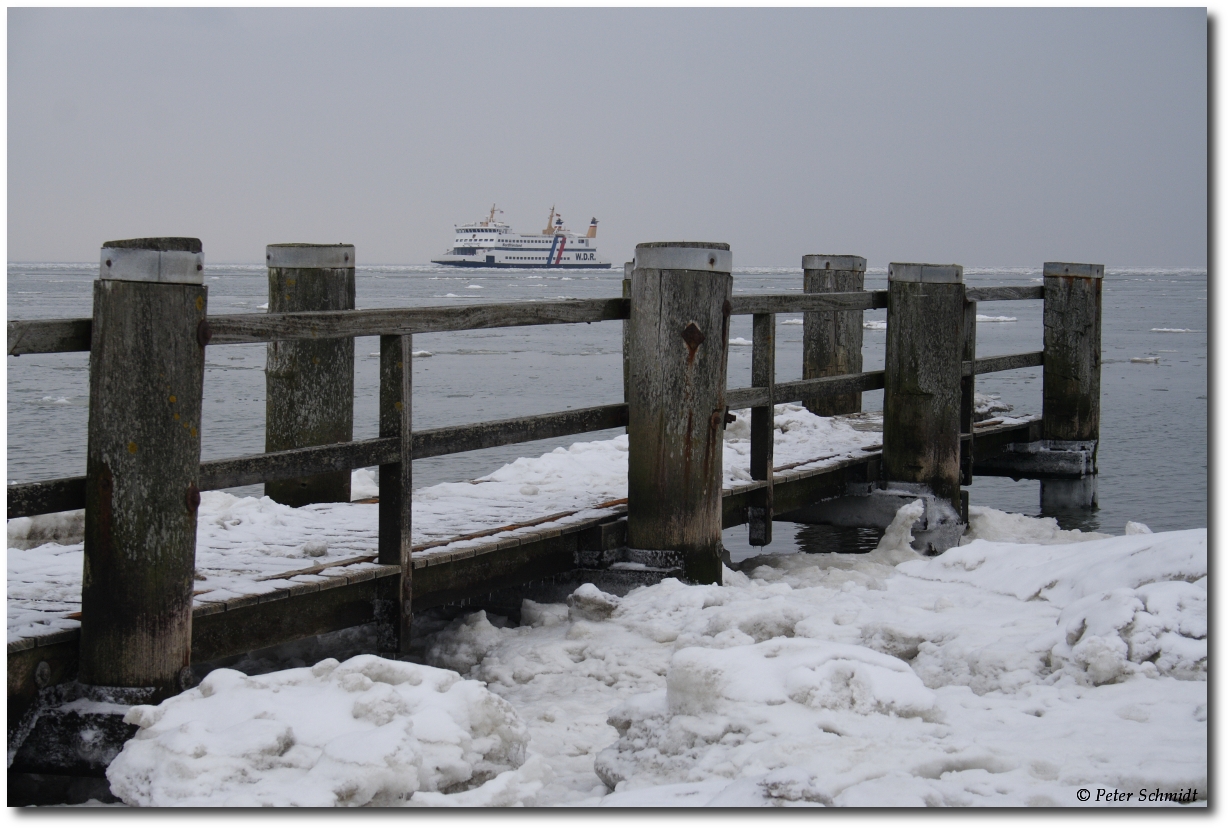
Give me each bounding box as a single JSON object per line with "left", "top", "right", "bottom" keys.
{"left": 106, "top": 655, "right": 529, "bottom": 807}
{"left": 6, "top": 508, "right": 84, "bottom": 550}
{"left": 901, "top": 529, "right": 1207, "bottom": 685}
{"left": 409, "top": 526, "right": 1206, "bottom": 806}
{"left": 972, "top": 392, "right": 1013, "bottom": 418}
{"left": 595, "top": 638, "right": 940, "bottom": 794}
{"left": 964, "top": 505, "right": 1111, "bottom": 545}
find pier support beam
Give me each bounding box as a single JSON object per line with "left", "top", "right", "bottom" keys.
{"left": 80, "top": 238, "right": 207, "bottom": 701}
{"left": 802, "top": 255, "right": 866, "bottom": 416}
{"left": 264, "top": 244, "right": 356, "bottom": 506}
{"left": 973, "top": 262, "right": 1103, "bottom": 482}
{"left": 377, "top": 334, "right": 414, "bottom": 656}
{"left": 748, "top": 312, "right": 775, "bottom": 546}
{"left": 881, "top": 262, "right": 966, "bottom": 552}
{"left": 1043, "top": 262, "right": 1103, "bottom": 458}
{"left": 626, "top": 242, "right": 732, "bottom": 584}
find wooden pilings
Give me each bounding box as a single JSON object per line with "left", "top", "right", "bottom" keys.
{"left": 882, "top": 263, "right": 965, "bottom": 512}
{"left": 79, "top": 238, "right": 207, "bottom": 701}
{"left": 802, "top": 255, "right": 866, "bottom": 416}
{"left": 748, "top": 313, "right": 775, "bottom": 546}
{"left": 1042, "top": 262, "right": 1103, "bottom": 456}
{"left": 377, "top": 334, "right": 413, "bottom": 656}
{"left": 626, "top": 242, "right": 732, "bottom": 584}
{"left": 264, "top": 244, "right": 356, "bottom": 506}
{"left": 622, "top": 261, "right": 633, "bottom": 402}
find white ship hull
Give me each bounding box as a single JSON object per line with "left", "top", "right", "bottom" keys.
{"left": 432, "top": 206, "right": 612, "bottom": 269}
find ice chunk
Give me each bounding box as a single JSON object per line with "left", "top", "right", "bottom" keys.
{"left": 106, "top": 655, "right": 529, "bottom": 807}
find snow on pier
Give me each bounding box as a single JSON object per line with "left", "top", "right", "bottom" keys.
{"left": 8, "top": 406, "right": 908, "bottom": 642}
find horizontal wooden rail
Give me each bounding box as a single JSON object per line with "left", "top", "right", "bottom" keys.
{"left": 7, "top": 319, "right": 91, "bottom": 355}
{"left": 965, "top": 285, "right": 1044, "bottom": 302}
{"left": 6, "top": 287, "right": 1044, "bottom": 356}
{"left": 7, "top": 403, "right": 629, "bottom": 517}
{"left": 726, "top": 350, "right": 1042, "bottom": 411}
{"left": 207, "top": 298, "right": 629, "bottom": 345}
{"left": 727, "top": 370, "right": 887, "bottom": 409}
{"left": 729, "top": 290, "right": 887, "bottom": 315}
{"left": 966, "top": 350, "right": 1044, "bottom": 375}
{"left": 6, "top": 477, "right": 86, "bottom": 518}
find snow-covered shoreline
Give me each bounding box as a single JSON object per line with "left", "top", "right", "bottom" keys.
{"left": 101, "top": 508, "right": 1207, "bottom": 807}
{"left": 9, "top": 404, "right": 901, "bottom": 642}
{"left": 7, "top": 402, "right": 1206, "bottom": 807}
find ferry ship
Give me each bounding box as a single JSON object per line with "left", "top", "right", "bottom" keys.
{"left": 432, "top": 205, "right": 611, "bottom": 269}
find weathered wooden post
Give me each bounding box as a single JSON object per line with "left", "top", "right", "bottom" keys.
{"left": 748, "top": 312, "right": 775, "bottom": 546}
{"left": 622, "top": 260, "right": 633, "bottom": 402}
{"left": 882, "top": 263, "right": 965, "bottom": 514}
{"left": 264, "top": 244, "right": 356, "bottom": 506}
{"left": 626, "top": 242, "right": 732, "bottom": 584}
{"left": 376, "top": 333, "right": 413, "bottom": 656}
{"left": 802, "top": 255, "right": 866, "bottom": 416}
{"left": 80, "top": 238, "right": 207, "bottom": 702}
{"left": 1037, "top": 261, "right": 1104, "bottom": 511}
{"left": 959, "top": 297, "right": 977, "bottom": 522}
{"left": 1042, "top": 262, "right": 1103, "bottom": 460}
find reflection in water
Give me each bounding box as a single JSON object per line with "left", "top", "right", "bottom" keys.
{"left": 723, "top": 521, "right": 883, "bottom": 565}
{"left": 794, "top": 524, "right": 884, "bottom": 555}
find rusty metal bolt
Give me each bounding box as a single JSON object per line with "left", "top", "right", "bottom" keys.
{"left": 186, "top": 482, "right": 201, "bottom": 512}
{"left": 682, "top": 322, "right": 706, "bottom": 349}
{"left": 197, "top": 319, "right": 212, "bottom": 348}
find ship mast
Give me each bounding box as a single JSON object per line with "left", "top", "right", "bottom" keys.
{"left": 542, "top": 205, "right": 556, "bottom": 235}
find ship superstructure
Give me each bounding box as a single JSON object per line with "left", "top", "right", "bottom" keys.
{"left": 432, "top": 205, "right": 611, "bottom": 269}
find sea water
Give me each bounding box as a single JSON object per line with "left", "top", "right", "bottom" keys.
{"left": 5, "top": 263, "right": 1207, "bottom": 549}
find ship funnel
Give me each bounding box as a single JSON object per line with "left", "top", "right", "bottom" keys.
{"left": 586, "top": 218, "right": 598, "bottom": 239}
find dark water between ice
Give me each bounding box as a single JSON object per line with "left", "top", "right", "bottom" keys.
{"left": 6, "top": 262, "right": 1207, "bottom": 552}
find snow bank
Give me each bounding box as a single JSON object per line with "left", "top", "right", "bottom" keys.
{"left": 900, "top": 528, "right": 1207, "bottom": 686}
{"left": 106, "top": 654, "right": 529, "bottom": 807}
{"left": 415, "top": 513, "right": 1205, "bottom": 807}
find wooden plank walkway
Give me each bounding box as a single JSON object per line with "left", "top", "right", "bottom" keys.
{"left": 7, "top": 415, "right": 1040, "bottom": 722}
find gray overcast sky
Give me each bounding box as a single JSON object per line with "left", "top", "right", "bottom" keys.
{"left": 7, "top": 7, "right": 1207, "bottom": 267}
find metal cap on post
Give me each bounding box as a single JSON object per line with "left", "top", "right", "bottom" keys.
{"left": 626, "top": 242, "right": 732, "bottom": 585}
{"left": 81, "top": 237, "right": 207, "bottom": 703}
{"left": 802, "top": 254, "right": 867, "bottom": 416}
{"left": 264, "top": 243, "right": 357, "bottom": 507}
{"left": 887, "top": 263, "right": 963, "bottom": 283}
{"left": 801, "top": 254, "right": 866, "bottom": 272}
{"left": 101, "top": 237, "right": 205, "bottom": 284}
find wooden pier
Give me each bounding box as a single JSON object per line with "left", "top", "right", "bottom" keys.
{"left": 6, "top": 238, "right": 1101, "bottom": 802}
